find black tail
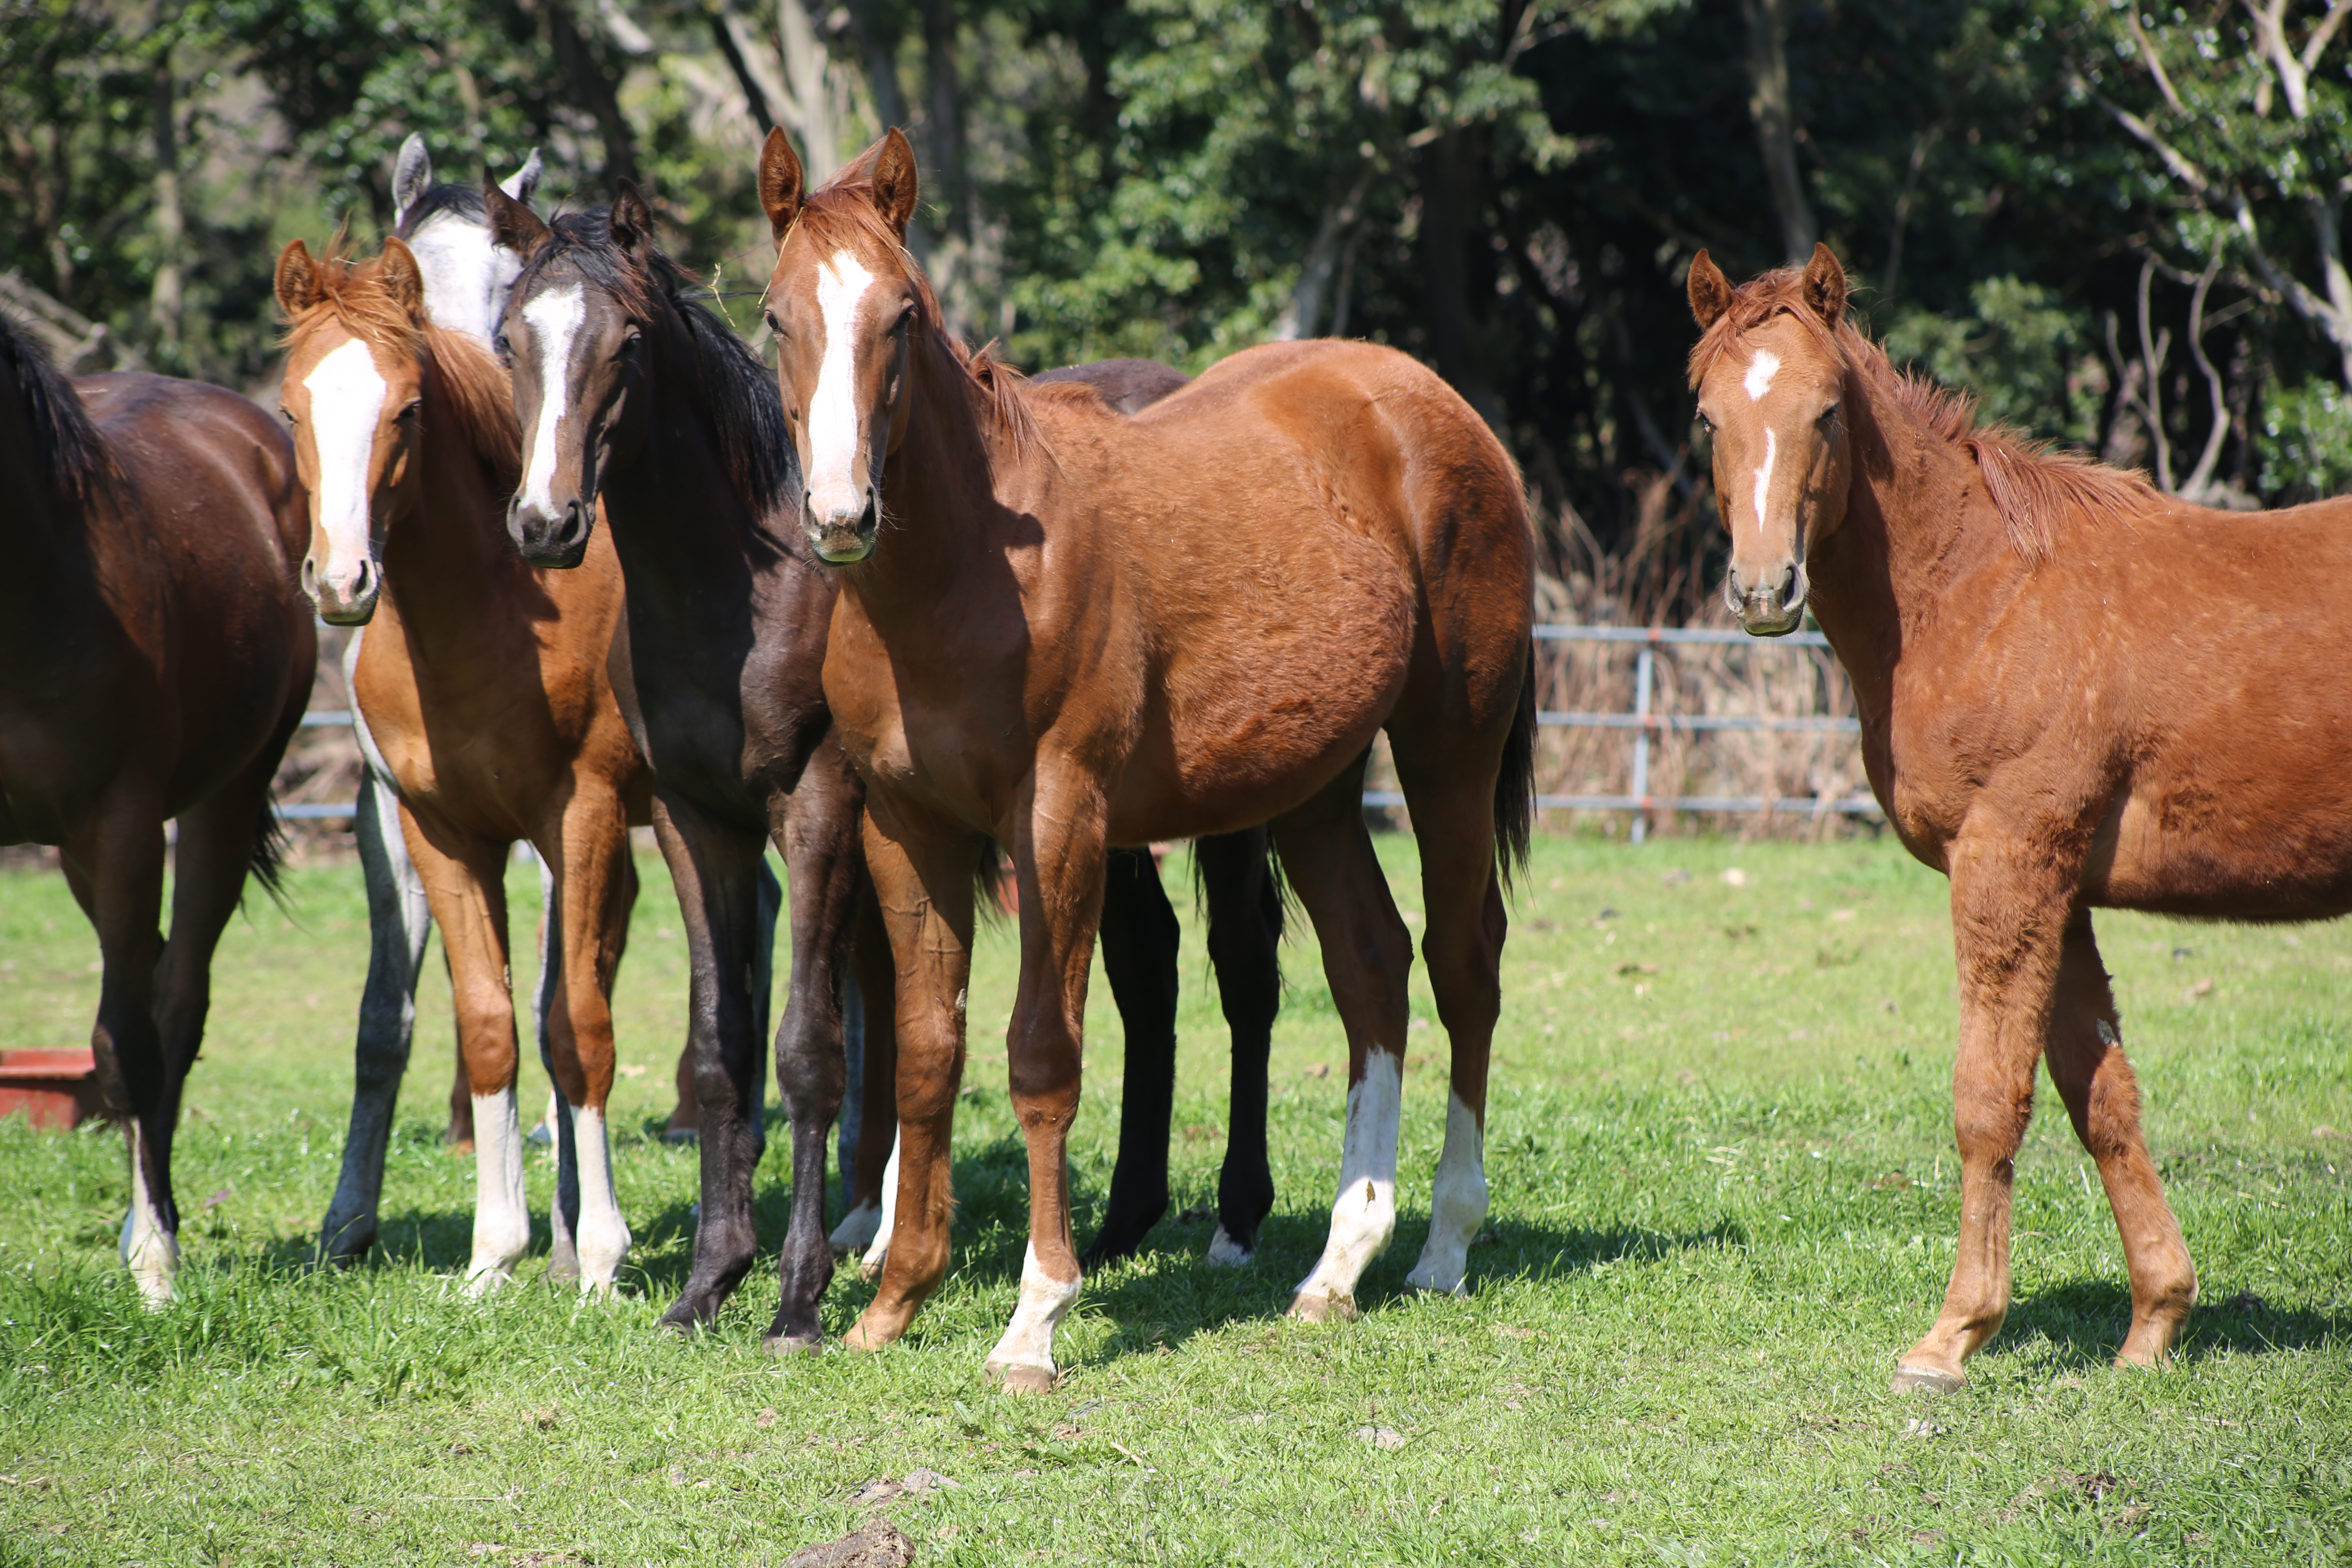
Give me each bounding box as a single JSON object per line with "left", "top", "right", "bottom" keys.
{"left": 1494, "top": 637, "right": 1537, "bottom": 890}
{"left": 247, "top": 796, "right": 293, "bottom": 911}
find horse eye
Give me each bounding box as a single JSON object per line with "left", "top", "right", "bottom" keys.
{"left": 1695, "top": 410, "right": 1714, "bottom": 432}
{"left": 1818, "top": 404, "right": 1840, "bottom": 426}
{"left": 493, "top": 333, "right": 512, "bottom": 361}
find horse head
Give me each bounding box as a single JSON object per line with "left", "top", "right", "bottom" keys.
{"left": 390, "top": 134, "right": 543, "bottom": 350}
{"left": 274, "top": 237, "right": 432, "bottom": 625}
{"left": 757, "top": 127, "right": 924, "bottom": 566}
{"left": 1688, "top": 243, "right": 1855, "bottom": 636}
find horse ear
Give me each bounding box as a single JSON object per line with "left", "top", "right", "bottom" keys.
{"left": 760, "top": 127, "right": 805, "bottom": 243}
{"left": 871, "top": 127, "right": 919, "bottom": 236}
{"left": 274, "top": 238, "right": 322, "bottom": 317}
{"left": 483, "top": 173, "right": 552, "bottom": 256}
{"left": 610, "top": 180, "right": 655, "bottom": 260}
{"left": 501, "top": 147, "right": 543, "bottom": 205}
{"left": 392, "top": 134, "right": 431, "bottom": 226}
{"left": 1801, "top": 242, "right": 1848, "bottom": 323}
{"left": 1687, "top": 249, "right": 1733, "bottom": 331}
{"left": 380, "top": 236, "right": 425, "bottom": 321}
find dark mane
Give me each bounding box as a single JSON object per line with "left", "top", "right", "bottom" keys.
{"left": 519, "top": 208, "right": 795, "bottom": 512}
{"left": 1688, "top": 265, "right": 2158, "bottom": 563}
{"left": 0, "top": 308, "right": 113, "bottom": 506}
{"left": 394, "top": 182, "right": 486, "bottom": 238}
{"left": 787, "top": 169, "right": 1042, "bottom": 465}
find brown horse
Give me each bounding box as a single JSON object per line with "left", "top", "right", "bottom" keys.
{"left": 276, "top": 237, "right": 653, "bottom": 1292}
{"left": 1680, "top": 243, "right": 2351, "bottom": 1391}
{"left": 0, "top": 312, "right": 315, "bottom": 1304}
{"left": 757, "top": 129, "right": 1536, "bottom": 1388}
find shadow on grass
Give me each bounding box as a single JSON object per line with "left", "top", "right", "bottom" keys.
{"left": 2002, "top": 1277, "right": 2348, "bottom": 1367}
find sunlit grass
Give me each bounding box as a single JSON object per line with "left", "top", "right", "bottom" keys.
{"left": 1, "top": 833, "right": 2345, "bottom": 1564}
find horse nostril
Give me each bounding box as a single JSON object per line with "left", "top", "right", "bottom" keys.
{"left": 301, "top": 557, "right": 320, "bottom": 598}
{"left": 351, "top": 558, "right": 376, "bottom": 601}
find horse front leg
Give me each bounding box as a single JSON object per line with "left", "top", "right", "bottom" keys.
{"left": 761, "top": 747, "right": 864, "bottom": 1353}
{"left": 845, "top": 800, "right": 981, "bottom": 1354}
{"left": 2042, "top": 911, "right": 2197, "bottom": 1368}
{"left": 321, "top": 766, "right": 434, "bottom": 1262}
{"left": 1894, "top": 833, "right": 2077, "bottom": 1392}
{"left": 983, "top": 768, "right": 1111, "bottom": 1393}
{"left": 537, "top": 792, "right": 638, "bottom": 1294}
{"left": 651, "top": 794, "right": 771, "bottom": 1329}
{"left": 1082, "top": 846, "right": 1180, "bottom": 1268}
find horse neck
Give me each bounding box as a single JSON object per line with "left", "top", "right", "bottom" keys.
{"left": 1806, "top": 371, "right": 2012, "bottom": 718}
{"left": 379, "top": 356, "right": 521, "bottom": 638}
{"left": 597, "top": 308, "right": 774, "bottom": 579}
{"left": 849, "top": 336, "right": 1019, "bottom": 630}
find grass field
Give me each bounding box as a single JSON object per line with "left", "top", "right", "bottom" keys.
{"left": 0, "top": 832, "right": 2346, "bottom": 1566}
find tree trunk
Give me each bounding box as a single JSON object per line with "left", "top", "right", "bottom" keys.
{"left": 921, "top": 0, "right": 970, "bottom": 243}
{"left": 545, "top": 0, "right": 638, "bottom": 188}
{"left": 778, "top": 0, "right": 836, "bottom": 183}
{"left": 1740, "top": 0, "right": 1816, "bottom": 264}
{"left": 147, "top": 9, "right": 183, "bottom": 355}
{"left": 1417, "top": 127, "right": 1504, "bottom": 431}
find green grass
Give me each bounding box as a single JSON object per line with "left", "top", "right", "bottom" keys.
{"left": 1, "top": 833, "right": 2346, "bottom": 1566}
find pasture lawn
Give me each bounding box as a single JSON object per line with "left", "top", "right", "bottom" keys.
{"left": 0, "top": 832, "right": 2346, "bottom": 1566}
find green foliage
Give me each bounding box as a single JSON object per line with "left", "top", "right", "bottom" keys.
{"left": 1884, "top": 276, "right": 2100, "bottom": 445}
{"left": 2258, "top": 378, "right": 2352, "bottom": 502}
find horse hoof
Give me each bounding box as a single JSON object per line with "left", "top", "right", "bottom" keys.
{"left": 1890, "top": 1363, "right": 1966, "bottom": 1394}
{"left": 762, "top": 1332, "right": 824, "bottom": 1357}
{"left": 663, "top": 1127, "right": 698, "bottom": 1146}
{"left": 986, "top": 1361, "right": 1057, "bottom": 1394}
{"left": 1287, "top": 1288, "right": 1357, "bottom": 1324}
{"left": 463, "top": 1268, "right": 513, "bottom": 1299}
{"left": 1205, "top": 1225, "right": 1254, "bottom": 1268}
{"left": 842, "top": 1317, "right": 895, "bottom": 1353}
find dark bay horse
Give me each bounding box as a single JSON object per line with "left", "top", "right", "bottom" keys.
{"left": 276, "top": 237, "right": 653, "bottom": 1292}
{"left": 0, "top": 313, "right": 315, "bottom": 1304}
{"left": 485, "top": 180, "right": 1291, "bottom": 1350}
{"left": 757, "top": 130, "right": 1535, "bottom": 1389}
{"left": 1683, "top": 243, "right": 2352, "bottom": 1391}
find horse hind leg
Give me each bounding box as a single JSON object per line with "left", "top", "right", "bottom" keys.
{"left": 1271, "top": 765, "right": 1415, "bottom": 1323}
{"left": 1198, "top": 828, "right": 1281, "bottom": 1266}
{"left": 320, "top": 766, "right": 434, "bottom": 1263}
{"left": 539, "top": 801, "right": 638, "bottom": 1294}
{"left": 2043, "top": 911, "right": 2197, "bottom": 1368}
{"left": 833, "top": 889, "right": 898, "bottom": 1261}
{"left": 1081, "top": 846, "right": 1180, "bottom": 1269}
{"left": 73, "top": 808, "right": 172, "bottom": 1304}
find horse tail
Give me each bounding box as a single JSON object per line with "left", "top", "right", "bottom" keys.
{"left": 247, "top": 796, "right": 293, "bottom": 911}
{"left": 1493, "top": 637, "right": 1537, "bottom": 890}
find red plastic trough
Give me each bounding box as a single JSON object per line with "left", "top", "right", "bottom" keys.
{"left": 0, "top": 1047, "right": 104, "bottom": 1129}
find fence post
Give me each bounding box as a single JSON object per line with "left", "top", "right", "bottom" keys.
{"left": 1630, "top": 643, "right": 1654, "bottom": 845}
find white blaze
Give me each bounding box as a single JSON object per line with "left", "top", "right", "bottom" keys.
{"left": 1292, "top": 1048, "right": 1402, "bottom": 1316}
{"left": 1405, "top": 1090, "right": 1488, "bottom": 1295}
{"left": 807, "top": 252, "right": 879, "bottom": 524}
{"left": 518, "top": 284, "right": 586, "bottom": 518}
{"left": 302, "top": 339, "right": 389, "bottom": 597}
{"left": 1749, "top": 426, "right": 1778, "bottom": 539}
{"left": 1743, "top": 348, "right": 1781, "bottom": 401}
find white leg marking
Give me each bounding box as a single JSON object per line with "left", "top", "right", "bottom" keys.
{"left": 466, "top": 1088, "right": 530, "bottom": 1292}
{"left": 829, "top": 1196, "right": 882, "bottom": 1256}
{"left": 1749, "top": 426, "right": 1778, "bottom": 538}
{"left": 1292, "top": 1049, "right": 1402, "bottom": 1316}
{"left": 120, "top": 1121, "right": 179, "bottom": 1307}
{"left": 1405, "top": 1091, "right": 1488, "bottom": 1295}
{"left": 517, "top": 283, "right": 586, "bottom": 517}
{"left": 857, "top": 1125, "right": 902, "bottom": 1281}
{"left": 302, "top": 338, "right": 388, "bottom": 601}
{"left": 1743, "top": 347, "right": 1781, "bottom": 401}
{"left": 806, "top": 252, "right": 878, "bottom": 526}
{"left": 569, "top": 1106, "right": 632, "bottom": 1292}
{"left": 1206, "top": 1223, "right": 1254, "bottom": 1267}
{"left": 984, "top": 1242, "right": 1082, "bottom": 1381}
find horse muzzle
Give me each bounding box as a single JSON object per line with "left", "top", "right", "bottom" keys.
{"left": 303, "top": 554, "right": 380, "bottom": 626}
{"left": 1726, "top": 559, "right": 1809, "bottom": 637}
{"left": 806, "top": 492, "right": 879, "bottom": 566}
{"left": 510, "top": 496, "right": 594, "bottom": 570}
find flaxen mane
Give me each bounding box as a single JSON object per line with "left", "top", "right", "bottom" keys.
{"left": 280, "top": 243, "right": 519, "bottom": 484}
{"left": 0, "top": 310, "right": 114, "bottom": 505}
{"left": 1688, "top": 266, "right": 2158, "bottom": 563}
{"left": 518, "top": 210, "right": 796, "bottom": 512}
{"left": 785, "top": 165, "right": 1042, "bottom": 467}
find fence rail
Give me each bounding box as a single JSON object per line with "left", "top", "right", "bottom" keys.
{"left": 276, "top": 627, "right": 1884, "bottom": 831}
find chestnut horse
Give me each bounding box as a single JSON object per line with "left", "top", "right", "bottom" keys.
{"left": 757, "top": 130, "right": 1535, "bottom": 1388}
{"left": 1682, "top": 243, "right": 2352, "bottom": 1390}
{"left": 277, "top": 237, "right": 653, "bottom": 1293}
{"left": 0, "top": 312, "right": 314, "bottom": 1303}
{"left": 485, "top": 180, "right": 1294, "bottom": 1349}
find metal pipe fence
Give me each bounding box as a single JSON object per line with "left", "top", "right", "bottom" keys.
{"left": 279, "top": 627, "right": 1884, "bottom": 835}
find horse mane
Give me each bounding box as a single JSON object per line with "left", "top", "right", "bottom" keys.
{"left": 279, "top": 241, "right": 519, "bottom": 482}
{"left": 0, "top": 308, "right": 114, "bottom": 506}
{"left": 1687, "top": 265, "right": 2158, "bottom": 563}
{"left": 519, "top": 209, "right": 795, "bottom": 512}
{"left": 787, "top": 167, "right": 1042, "bottom": 467}
{"left": 393, "top": 181, "right": 486, "bottom": 238}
